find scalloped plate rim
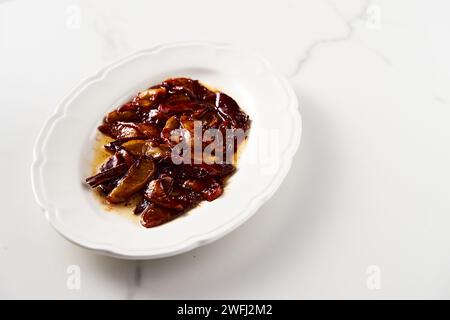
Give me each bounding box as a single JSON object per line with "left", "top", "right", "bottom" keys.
{"left": 30, "top": 41, "right": 302, "bottom": 259}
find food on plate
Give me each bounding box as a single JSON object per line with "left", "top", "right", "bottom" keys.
{"left": 85, "top": 78, "right": 250, "bottom": 228}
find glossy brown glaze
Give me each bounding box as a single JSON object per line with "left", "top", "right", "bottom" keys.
{"left": 85, "top": 78, "right": 250, "bottom": 228}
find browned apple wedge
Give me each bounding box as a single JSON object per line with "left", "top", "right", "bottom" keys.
{"left": 144, "top": 175, "right": 184, "bottom": 211}
{"left": 106, "top": 156, "right": 155, "bottom": 203}
{"left": 105, "top": 110, "right": 138, "bottom": 123}
{"left": 140, "top": 203, "right": 181, "bottom": 228}
{"left": 98, "top": 122, "right": 159, "bottom": 139}
{"left": 182, "top": 177, "right": 223, "bottom": 201}
{"left": 142, "top": 141, "right": 171, "bottom": 160}
{"left": 120, "top": 139, "right": 147, "bottom": 156}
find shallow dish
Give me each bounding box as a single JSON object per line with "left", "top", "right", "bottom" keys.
{"left": 31, "top": 42, "right": 302, "bottom": 259}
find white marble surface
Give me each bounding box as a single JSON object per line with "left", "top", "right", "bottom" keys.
{"left": 1, "top": 0, "right": 450, "bottom": 299}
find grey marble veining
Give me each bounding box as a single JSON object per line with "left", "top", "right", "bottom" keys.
{"left": 288, "top": 0, "right": 372, "bottom": 78}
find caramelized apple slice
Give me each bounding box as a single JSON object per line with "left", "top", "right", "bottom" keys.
{"left": 143, "top": 141, "right": 171, "bottom": 160}
{"left": 182, "top": 178, "right": 223, "bottom": 201}
{"left": 162, "top": 78, "right": 215, "bottom": 101}
{"left": 140, "top": 203, "right": 180, "bottom": 228}
{"left": 104, "top": 138, "right": 145, "bottom": 152}
{"left": 161, "top": 115, "right": 180, "bottom": 141}
{"left": 105, "top": 110, "right": 138, "bottom": 123}
{"left": 211, "top": 92, "right": 250, "bottom": 130}
{"left": 98, "top": 122, "right": 159, "bottom": 139}
{"left": 121, "top": 139, "right": 147, "bottom": 156}
{"left": 144, "top": 175, "right": 184, "bottom": 211}
{"left": 106, "top": 156, "right": 155, "bottom": 203}
{"left": 136, "top": 87, "right": 166, "bottom": 109}
{"left": 158, "top": 102, "right": 198, "bottom": 114}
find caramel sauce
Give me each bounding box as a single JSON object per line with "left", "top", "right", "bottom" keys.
{"left": 91, "top": 133, "right": 140, "bottom": 222}
{"left": 89, "top": 131, "right": 245, "bottom": 221}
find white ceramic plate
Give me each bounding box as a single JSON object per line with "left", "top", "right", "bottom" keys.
{"left": 31, "top": 42, "right": 301, "bottom": 259}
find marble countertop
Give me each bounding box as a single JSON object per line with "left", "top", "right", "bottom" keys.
{"left": 1, "top": 0, "right": 450, "bottom": 299}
